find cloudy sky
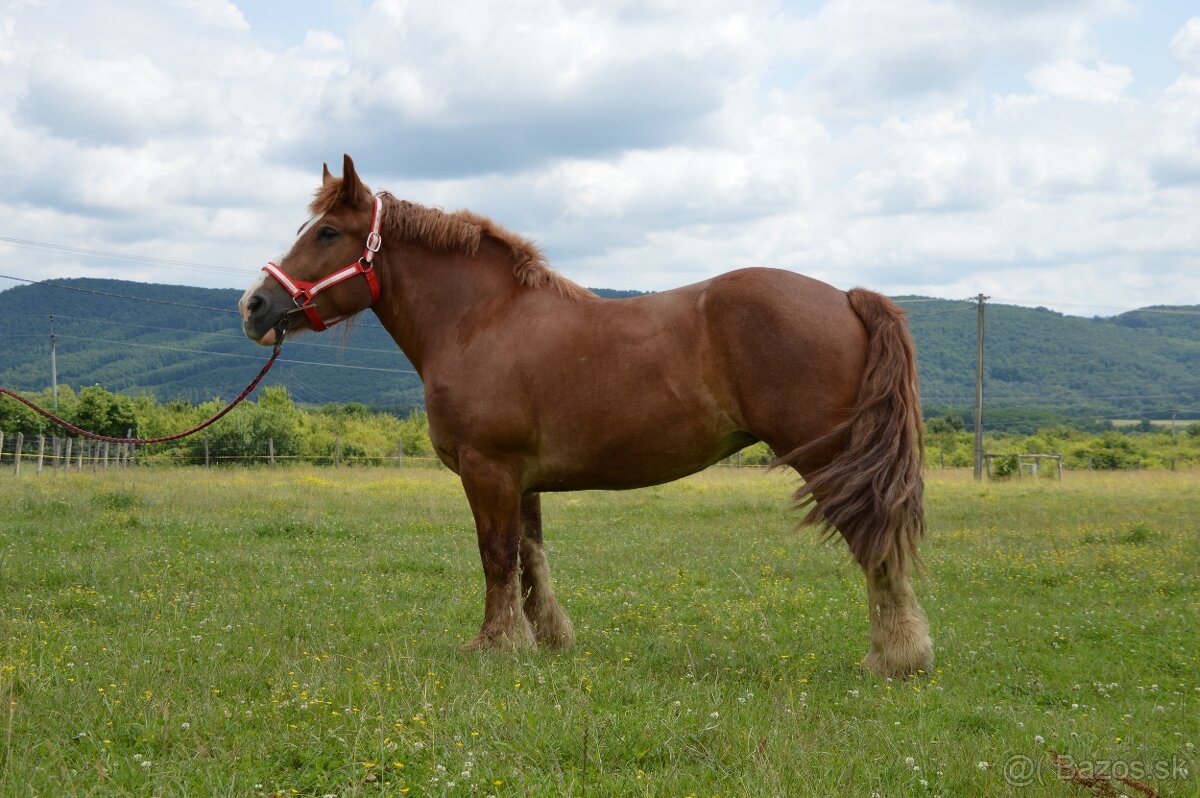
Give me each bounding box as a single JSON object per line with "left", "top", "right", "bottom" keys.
{"left": 0, "top": 0, "right": 1197, "bottom": 317}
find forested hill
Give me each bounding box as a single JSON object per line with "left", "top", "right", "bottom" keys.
{"left": 904, "top": 297, "right": 1199, "bottom": 426}
{"left": 1, "top": 278, "right": 1197, "bottom": 424}
{"left": 0, "top": 278, "right": 641, "bottom": 414}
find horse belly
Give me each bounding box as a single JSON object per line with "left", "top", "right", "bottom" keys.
{"left": 529, "top": 360, "right": 750, "bottom": 491}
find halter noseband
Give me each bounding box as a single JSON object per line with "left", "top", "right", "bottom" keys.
{"left": 261, "top": 194, "right": 384, "bottom": 332}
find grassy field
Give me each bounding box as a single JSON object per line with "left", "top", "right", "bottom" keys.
{"left": 0, "top": 466, "right": 1196, "bottom": 797}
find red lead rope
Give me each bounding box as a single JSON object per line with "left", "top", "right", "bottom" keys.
{"left": 0, "top": 339, "right": 283, "bottom": 445}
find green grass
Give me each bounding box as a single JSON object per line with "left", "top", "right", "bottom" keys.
{"left": 1, "top": 467, "right": 1197, "bottom": 797}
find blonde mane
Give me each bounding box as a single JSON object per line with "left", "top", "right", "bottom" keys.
{"left": 310, "top": 182, "right": 595, "bottom": 301}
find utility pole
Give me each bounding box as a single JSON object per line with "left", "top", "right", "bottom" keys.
{"left": 49, "top": 315, "right": 58, "bottom": 409}
{"left": 973, "top": 294, "right": 988, "bottom": 481}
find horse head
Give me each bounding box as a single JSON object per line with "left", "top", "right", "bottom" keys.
{"left": 240, "top": 154, "right": 383, "bottom": 345}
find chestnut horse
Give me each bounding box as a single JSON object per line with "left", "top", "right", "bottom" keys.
{"left": 240, "top": 156, "right": 932, "bottom": 677}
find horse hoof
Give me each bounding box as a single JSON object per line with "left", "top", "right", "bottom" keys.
{"left": 526, "top": 603, "right": 575, "bottom": 648}
{"left": 863, "top": 642, "right": 934, "bottom": 679}
{"left": 533, "top": 618, "right": 575, "bottom": 648}
{"left": 463, "top": 623, "right": 536, "bottom": 652}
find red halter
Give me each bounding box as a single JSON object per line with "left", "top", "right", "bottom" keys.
{"left": 261, "top": 194, "right": 384, "bottom": 331}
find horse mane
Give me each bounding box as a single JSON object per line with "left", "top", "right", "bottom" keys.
{"left": 310, "top": 182, "right": 595, "bottom": 301}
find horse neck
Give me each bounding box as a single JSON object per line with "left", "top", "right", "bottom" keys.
{"left": 371, "top": 239, "right": 523, "bottom": 374}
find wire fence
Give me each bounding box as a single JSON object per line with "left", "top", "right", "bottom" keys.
{"left": 3, "top": 428, "right": 1195, "bottom": 478}
{"left": 0, "top": 429, "right": 786, "bottom": 474}
{"left": 0, "top": 431, "right": 450, "bottom": 473}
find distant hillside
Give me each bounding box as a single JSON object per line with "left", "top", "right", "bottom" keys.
{"left": 0, "top": 279, "right": 642, "bottom": 414}
{"left": 1, "top": 279, "right": 1197, "bottom": 426}
{"left": 904, "top": 298, "right": 1200, "bottom": 427}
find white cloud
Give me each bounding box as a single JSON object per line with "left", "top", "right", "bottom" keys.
{"left": 171, "top": 0, "right": 248, "bottom": 32}
{"left": 288, "top": 0, "right": 771, "bottom": 177}
{"left": 0, "top": 0, "right": 1197, "bottom": 319}
{"left": 1150, "top": 73, "right": 1200, "bottom": 187}
{"left": 792, "top": 0, "right": 983, "bottom": 107}
{"left": 20, "top": 54, "right": 227, "bottom": 147}
{"left": 1026, "top": 58, "right": 1132, "bottom": 102}
{"left": 1170, "top": 17, "right": 1200, "bottom": 72}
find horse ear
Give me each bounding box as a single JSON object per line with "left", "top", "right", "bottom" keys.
{"left": 322, "top": 162, "right": 333, "bottom": 185}
{"left": 339, "top": 154, "right": 368, "bottom": 208}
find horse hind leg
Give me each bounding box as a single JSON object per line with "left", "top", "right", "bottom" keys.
{"left": 771, "top": 440, "right": 932, "bottom": 677}
{"left": 862, "top": 555, "right": 933, "bottom": 678}
{"left": 774, "top": 286, "right": 932, "bottom": 677}
{"left": 786, "top": 469, "right": 932, "bottom": 678}
{"left": 519, "top": 494, "right": 575, "bottom": 647}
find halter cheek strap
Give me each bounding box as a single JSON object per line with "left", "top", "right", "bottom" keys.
{"left": 261, "top": 194, "right": 384, "bottom": 332}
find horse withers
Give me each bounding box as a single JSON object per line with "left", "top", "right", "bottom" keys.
{"left": 239, "top": 156, "right": 933, "bottom": 678}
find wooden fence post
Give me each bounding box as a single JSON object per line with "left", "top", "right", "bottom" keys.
{"left": 76, "top": 439, "right": 84, "bottom": 471}
{"left": 37, "top": 436, "right": 45, "bottom": 474}
{"left": 63, "top": 438, "right": 72, "bottom": 471}
{"left": 334, "top": 435, "right": 341, "bottom": 468}
{"left": 0, "top": 431, "right": 5, "bottom": 466}
{"left": 204, "top": 439, "right": 211, "bottom": 468}
{"left": 397, "top": 440, "right": 404, "bottom": 469}
{"left": 14, "top": 432, "right": 24, "bottom": 475}
{"left": 268, "top": 437, "right": 275, "bottom": 466}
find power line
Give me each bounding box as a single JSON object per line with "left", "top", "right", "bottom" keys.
{"left": 988, "top": 296, "right": 1200, "bottom": 315}
{"left": 908, "top": 305, "right": 976, "bottom": 318}
{"left": 925, "top": 389, "right": 1200, "bottom": 403}
{"left": 281, "top": 369, "right": 356, "bottom": 405}
{"left": 0, "top": 235, "right": 244, "bottom": 275}
{"left": 1127, "top": 309, "right": 1200, "bottom": 315}
{"left": 0, "top": 273, "right": 241, "bottom": 315}
{"left": 58, "top": 335, "right": 418, "bottom": 375}
{"left": 4, "top": 313, "right": 403, "bottom": 355}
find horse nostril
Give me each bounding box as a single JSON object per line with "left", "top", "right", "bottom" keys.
{"left": 247, "top": 294, "right": 265, "bottom": 314}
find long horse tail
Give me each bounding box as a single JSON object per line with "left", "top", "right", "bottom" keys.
{"left": 775, "top": 288, "right": 925, "bottom": 572}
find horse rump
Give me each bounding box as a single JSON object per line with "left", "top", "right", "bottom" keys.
{"left": 774, "top": 287, "right": 925, "bottom": 572}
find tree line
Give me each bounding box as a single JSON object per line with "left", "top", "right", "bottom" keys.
{"left": 924, "top": 413, "right": 1200, "bottom": 471}
{"left": 0, "top": 385, "right": 435, "bottom": 466}
{"left": 2, "top": 386, "right": 1198, "bottom": 469}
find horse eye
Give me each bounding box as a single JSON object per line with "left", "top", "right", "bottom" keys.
{"left": 317, "top": 226, "right": 338, "bottom": 240}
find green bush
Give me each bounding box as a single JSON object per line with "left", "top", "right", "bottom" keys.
{"left": 991, "top": 454, "right": 1019, "bottom": 478}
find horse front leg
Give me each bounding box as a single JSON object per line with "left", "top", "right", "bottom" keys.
{"left": 459, "top": 451, "right": 535, "bottom": 651}
{"left": 519, "top": 493, "right": 575, "bottom": 647}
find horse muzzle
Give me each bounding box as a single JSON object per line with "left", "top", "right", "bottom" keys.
{"left": 239, "top": 282, "right": 294, "bottom": 346}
